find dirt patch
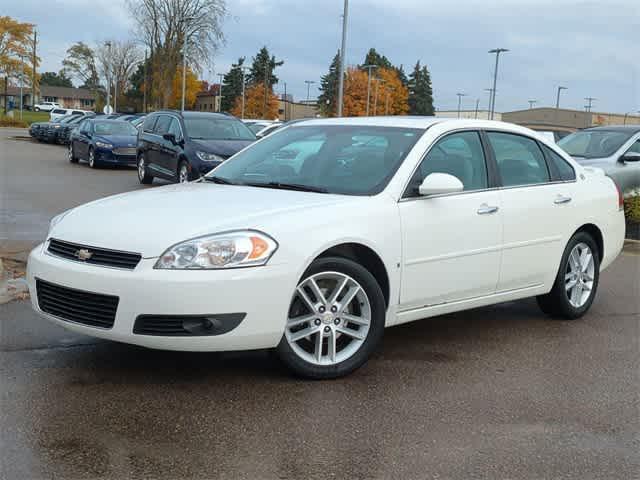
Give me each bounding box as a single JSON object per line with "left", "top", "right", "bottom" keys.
{"left": 0, "top": 242, "right": 33, "bottom": 305}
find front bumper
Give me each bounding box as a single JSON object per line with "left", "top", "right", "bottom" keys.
{"left": 27, "top": 243, "right": 296, "bottom": 351}
{"left": 96, "top": 148, "right": 137, "bottom": 165}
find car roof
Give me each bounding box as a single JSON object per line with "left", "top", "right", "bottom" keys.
{"left": 152, "top": 110, "right": 234, "bottom": 120}
{"left": 583, "top": 125, "right": 640, "bottom": 134}
{"left": 87, "top": 119, "right": 132, "bottom": 124}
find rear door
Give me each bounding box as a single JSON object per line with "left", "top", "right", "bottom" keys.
{"left": 149, "top": 115, "right": 173, "bottom": 176}
{"left": 487, "top": 131, "right": 576, "bottom": 292}
{"left": 76, "top": 120, "right": 93, "bottom": 159}
{"left": 157, "top": 117, "right": 183, "bottom": 175}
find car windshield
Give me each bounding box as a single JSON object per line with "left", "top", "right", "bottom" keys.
{"left": 247, "top": 123, "right": 268, "bottom": 134}
{"left": 185, "top": 117, "right": 256, "bottom": 141}
{"left": 557, "top": 130, "right": 634, "bottom": 159}
{"left": 93, "top": 121, "right": 138, "bottom": 136}
{"left": 207, "top": 125, "right": 424, "bottom": 195}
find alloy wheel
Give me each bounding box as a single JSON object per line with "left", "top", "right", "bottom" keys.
{"left": 285, "top": 271, "right": 371, "bottom": 366}
{"left": 179, "top": 164, "right": 190, "bottom": 183}
{"left": 565, "top": 242, "right": 595, "bottom": 308}
{"left": 138, "top": 156, "right": 146, "bottom": 181}
{"left": 68, "top": 144, "right": 74, "bottom": 161}
{"left": 88, "top": 149, "right": 95, "bottom": 168}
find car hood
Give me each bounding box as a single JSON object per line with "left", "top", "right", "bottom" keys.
{"left": 50, "top": 183, "right": 356, "bottom": 257}
{"left": 570, "top": 156, "right": 615, "bottom": 166}
{"left": 95, "top": 135, "right": 137, "bottom": 147}
{"left": 191, "top": 139, "right": 254, "bottom": 157}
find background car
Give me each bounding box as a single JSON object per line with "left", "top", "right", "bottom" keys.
{"left": 50, "top": 108, "right": 93, "bottom": 122}
{"left": 557, "top": 125, "right": 640, "bottom": 192}
{"left": 33, "top": 101, "right": 61, "bottom": 112}
{"left": 245, "top": 120, "right": 279, "bottom": 135}
{"left": 136, "top": 111, "right": 256, "bottom": 184}
{"left": 68, "top": 119, "right": 139, "bottom": 168}
{"left": 29, "top": 114, "right": 82, "bottom": 142}
{"left": 54, "top": 114, "right": 93, "bottom": 145}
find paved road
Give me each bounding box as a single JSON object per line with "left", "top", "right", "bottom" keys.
{"left": 1, "top": 130, "right": 639, "bottom": 479}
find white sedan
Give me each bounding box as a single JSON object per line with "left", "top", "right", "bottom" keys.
{"left": 27, "top": 118, "right": 626, "bottom": 378}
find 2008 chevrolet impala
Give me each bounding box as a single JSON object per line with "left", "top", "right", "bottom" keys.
{"left": 27, "top": 118, "right": 626, "bottom": 378}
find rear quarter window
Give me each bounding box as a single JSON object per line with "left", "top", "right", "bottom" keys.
{"left": 52, "top": 109, "right": 67, "bottom": 114}
{"left": 542, "top": 144, "right": 576, "bottom": 181}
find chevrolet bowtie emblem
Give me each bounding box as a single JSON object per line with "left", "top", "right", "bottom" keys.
{"left": 75, "top": 249, "right": 93, "bottom": 261}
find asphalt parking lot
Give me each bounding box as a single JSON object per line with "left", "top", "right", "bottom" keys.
{"left": 1, "top": 130, "right": 639, "bottom": 479}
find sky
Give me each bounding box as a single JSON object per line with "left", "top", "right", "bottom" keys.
{"left": 6, "top": 0, "right": 640, "bottom": 114}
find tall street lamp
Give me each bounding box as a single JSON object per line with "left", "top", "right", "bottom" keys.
{"left": 240, "top": 66, "right": 249, "bottom": 119}
{"left": 337, "top": 0, "right": 349, "bottom": 117}
{"left": 217, "top": 73, "right": 224, "bottom": 112}
{"left": 362, "top": 64, "right": 377, "bottom": 116}
{"left": 19, "top": 54, "right": 25, "bottom": 120}
{"left": 488, "top": 48, "right": 508, "bottom": 120}
{"left": 555, "top": 86, "right": 567, "bottom": 109}
{"left": 105, "top": 41, "right": 112, "bottom": 113}
{"left": 484, "top": 88, "right": 493, "bottom": 117}
{"left": 304, "top": 80, "right": 316, "bottom": 103}
{"left": 373, "top": 78, "right": 385, "bottom": 116}
{"left": 456, "top": 92, "right": 467, "bottom": 118}
{"left": 528, "top": 100, "right": 537, "bottom": 109}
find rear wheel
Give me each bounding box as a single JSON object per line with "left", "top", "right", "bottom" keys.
{"left": 68, "top": 143, "right": 78, "bottom": 163}
{"left": 34, "top": 107, "right": 40, "bottom": 112}
{"left": 536, "top": 231, "right": 600, "bottom": 320}
{"left": 276, "top": 256, "right": 386, "bottom": 379}
{"left": 137, "top": 154, "right": 153, "bottom": 184}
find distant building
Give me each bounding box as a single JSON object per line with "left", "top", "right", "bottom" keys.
{"left": 435, "top": 110, "right": 501, "bottom": 121}
{"left": 502, "top": 107, "right": 640, "bottom": 132}
{"left": 1, "top": 85, "right": 96, "bottom": 110}
{"left": 194, "top": 93, "right": 319, "bottom": 121}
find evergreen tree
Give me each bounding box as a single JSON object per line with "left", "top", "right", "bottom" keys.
{"left": 247, "top": 46, "right": 284, "bottom": 87}
{"left": 318, "top": 51, "right": 340, "bottom": 117}
{"left": 40, "top": 71, "right": 73, "bottom": 87}
{"left": 408, "top": 61, "right": 434, "bottom": 116}
{"left": 395, "top": 64, "right": 409, "bottom": 87}
{"left": 362, "top": 48, "right": 393, "bottom": 69}
{"left": 221, "top": 57, "right": 246, "bottom": 113}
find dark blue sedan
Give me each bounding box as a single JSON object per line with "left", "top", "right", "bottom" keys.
{"left": 68, "top": 119, "right": 139, "bottom": 168}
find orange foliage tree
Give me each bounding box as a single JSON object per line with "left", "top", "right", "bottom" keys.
{"left": 230, "top": 83, "right": 279, "bottom": 119}
{"left": 342, "top": 66, "right": 409, "bottom": 117}
{"left": 169, "top": 66, "right": 201, "bottom": 110}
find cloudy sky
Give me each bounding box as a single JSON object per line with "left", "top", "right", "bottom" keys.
{"left": 6, "top": 0, "right": 639, "bottom": 114}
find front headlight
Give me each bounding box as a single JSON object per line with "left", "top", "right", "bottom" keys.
{"left": 95, "top": 141, "right": 113, "bottom": 148}
{"left": 155, "top": 230, "right": 278, "bottom": 269}
{"left": 196, "top": 151, "right": 223, "bottom": 162}
{"left": 52, "top": 125, "right": 62, "bottom": 129}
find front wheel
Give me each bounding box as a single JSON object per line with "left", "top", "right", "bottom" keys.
{"left": 68, "top": 143, "right": 78, "bottom": 163}
{"left": 276, "top": 256, "right": 386, "bottom": 379}
{"left": 177, "top": 160, "right": 193, "bottom": 184}
{"left": 537, "top": 232, "right": 600, "bottom": 320}
{"left": 88, "top": 147, "right": 99, "bottom": 168}
{"left": 34, "top": 107, "right": 40, "bottom": 112}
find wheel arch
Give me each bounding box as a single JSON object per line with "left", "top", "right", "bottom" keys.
{"left": 314, "top": 242, "right": 391, "bottom": 309}
{"left": 573, "top": 223, "right": 604, "bottom": 261}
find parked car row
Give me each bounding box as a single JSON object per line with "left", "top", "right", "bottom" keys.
{"left": 29, "top": 113, "right": 94, "bottom": 144}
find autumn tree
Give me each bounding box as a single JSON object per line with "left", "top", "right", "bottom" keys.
{"left": 221, "top": 57, "right": 245, "bottom": 112}
{"left": 0, "top": 16, "right": 36, "bottom": 82}
{"left": 170, "top": 66, "right": 201, "bottom": 110}
{"left": 95, "top": 40, "right": 141, "bottom": 109}
{"left": 408, "top": 60, "right": 434, "bottom": 116}
{"left": 318, "top": 51, "right": 340, "bottom": 117}
{"left": 231, "top": 83, "right": 278, "bottom": 119}
{"left": 342, "top": 67, "right": 368, "bottom": 117}
{"left": 343, "top": 67, "right": 408, "bottom": 117}
{"left": 62, "top": 42, "right": 100, "bottom": 93}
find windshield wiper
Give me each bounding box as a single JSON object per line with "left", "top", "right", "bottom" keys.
{"left": 203, "top": 176, "right": 238, "bottom": 185}
{"left": 245, "top": 182, "right": 329, "bottom": 193}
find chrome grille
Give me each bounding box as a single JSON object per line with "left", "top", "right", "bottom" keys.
{"left": 48, "top": 238, "right": 142, "bottom": 270}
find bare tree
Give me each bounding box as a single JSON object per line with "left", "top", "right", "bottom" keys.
{"left": 127, "top": 0, "right": 227, "bottom": 107}
{"left": 95, "top": 39, "right": 142, "bottom": 108}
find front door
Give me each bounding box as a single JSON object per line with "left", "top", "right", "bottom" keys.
{"left": 399, "top": 130, "right": 502, "bottom": 311}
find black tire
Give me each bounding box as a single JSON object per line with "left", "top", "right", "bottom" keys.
{"left": 137, "top": 154, "right": 153, "bottom": 184}
{"left": 177, "top": 160, "right": 194, "bottom": 183}
{"left": 88, "top": 147, "right": 99, "bottom": 168}
{"left": 536, "top": 231, "right": 600, "bottom": 320}
{"left": 34, "top": 107, "right": 40, "bottom": 112}
{"left": 276, "top": 256, "right": 386, "bottom": 379}
{"left": 68, "top": 143, "right": 79, "bottom": 163}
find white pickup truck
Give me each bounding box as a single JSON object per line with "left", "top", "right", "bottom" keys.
{"left": 34, "top": 101, "right": 62, "bottom": 112}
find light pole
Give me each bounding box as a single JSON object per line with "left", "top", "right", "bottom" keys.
{"left": 337, "top": 0, "right": 349, "bottom": 117}
{"left": 105, "top": 41, "right": 112, "bottom": 113}
{"left": 385, "top": 87, "right": 394, "bottom": 115}
{"left": 181, "top": 34, "right": 188, "bottom": 112}
{"left": 373, "top": 78, "right": 384, "bottom": 116}
{"left": 217, "top": 73, "right": 224, "bottom": 112}
{"left": 555, "top": 86, "right": 567, "bottom": 108}
{"left": 456, "top": 92, "right": 467, "bottom": 118}
{"left": 304, "top": 80, "right": 316, "bottom": 103}
{"left": 240, "top": 66, "right": 249, "bottom": 119}
{"left": 488, "top": 48, "right": 508, "bottom": 120}
{"left": 474, "top": 98, "right": 480, "bottom": 119}
{"left": 19, "top": 55, "right": 25, "bottom": 120}
{"left": 528, "top": 100, "right": 537, "bottom": 109}
{"left": 484, "top": 88, "right": 493, "bottom": 117}
{"left": 362, "top": 64, "right": 377, "bottom": 116}
{"left": 584, "top": 97, "right": 596, "bottom": 112}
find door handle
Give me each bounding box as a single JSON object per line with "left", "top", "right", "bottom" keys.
{"left": 554, "top": 195, "right": 572, "bottom": 205}
{"left": 477, "top": 204, "right": 499, "bottom": 215}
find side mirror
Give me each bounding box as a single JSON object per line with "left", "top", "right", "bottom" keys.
{"left": 418, "top": 173, "right": 464, "bottom": 196}
{"left": 81, "top": 131, "right": 90, "bottom": 137}
{"left": 163, "top": 133, "right": 177, "bottom": 144}
{"left": 620, "top": 151, "right": 640, "bottom": 163}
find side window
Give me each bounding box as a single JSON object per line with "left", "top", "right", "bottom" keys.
{"left": 406, "top": 131, "right": 488, "bottom": 197}
{"left": 168, "top": 118, "right": 182, "bottom": 140}
{"left": 78, "top": 120, "right": 87, "bottom": 132}
{"left": 72, "top": 111, "right": 83, "bottom": 115}
{"left": 628, "top": 140, "right": 640, "bottom": 154}
{"left": 143, "top": 115, "right": 157, "bottom": 133}
{"left": 487, "top": 132, "right": 550, "bottom": 187}
{"left": 153, "top": 116, "right": 171, "bottom": 135}
{"left": 541, "top": 144, "right": 576, "bottom": 181}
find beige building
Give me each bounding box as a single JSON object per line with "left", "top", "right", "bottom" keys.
{"left": 435, "top": 110, "right": 502, "bottom": 121}
{"left": 2, "top": 85, "right": 96, "bottom": 110}
{"left": 194, "top": 93, "right": 319, "bottom": 121}
{"left": 502, "top": 107, "right": 640, "bottom": 132}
